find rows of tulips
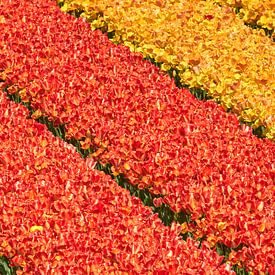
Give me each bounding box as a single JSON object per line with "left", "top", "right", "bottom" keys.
{"left": 1, "top": 0, "right": 274, "bottom": 273}
{"left": 211, "top": 0, "right": 275, "bottom": 31}
{"left": 0, "top": 91, "right": 235, "bottom": 274}
{"left": 59, "top": 0, "right": 275, "bottom": 140}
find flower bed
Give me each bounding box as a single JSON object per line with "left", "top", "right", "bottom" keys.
{"left": 211, "top": 0, "right": 275, "bottom": 31}
{"left": 59, "top": 0, "right": 275, "bottom": 140}
{"left": 1, "top": 0, "right": 274, "bottom": 273}
{"left": 0, "top": 90, "right": 233, "bottom": 273}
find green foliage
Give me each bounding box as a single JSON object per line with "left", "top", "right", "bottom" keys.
{"left": 252, "top": 125, "right": 267, "bottom": 138}
{"left": 57, "top": 1, "right": 64, "bottom": 8}
{"left": 216, "top": 242, "right": 232, "bottom": 259}
{"left": 246, "top": 23, "right": 274, "bottom": 40}
{"left": 0, "top": 256, "right": 22, "bottom": 275}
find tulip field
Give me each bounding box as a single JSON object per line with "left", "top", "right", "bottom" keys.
{"left": 0, "top": 0, "right": 274, "bottom": 274}
{"left": 59, "top": 0, "right": 275, "bottom": 140}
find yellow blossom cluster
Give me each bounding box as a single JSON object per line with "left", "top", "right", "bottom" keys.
{"left": 59, "top": 0, "right": 275, "bottom": 140}
{"left": 211, "top": 0, "right": 275, "bottom": 31}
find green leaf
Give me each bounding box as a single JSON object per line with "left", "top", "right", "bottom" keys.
{"left": 0, "top": 256, "right": 15, "bottom": 275}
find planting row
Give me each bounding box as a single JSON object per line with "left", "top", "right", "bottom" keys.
{"left": 58, "top": 0, "right": 275, "bottom": 140}
{"left": 211, "top": 0, "right": 275, "bottom": 31}
{"left": 1, "top": 0, "right": 274, "bottom": 272}
{"left": 0, "top": 90, "right": 233, "bottom": 273}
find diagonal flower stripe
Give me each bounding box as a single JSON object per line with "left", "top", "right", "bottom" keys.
{"left": 1, "top": 0, "right": 274, "bottom": 272}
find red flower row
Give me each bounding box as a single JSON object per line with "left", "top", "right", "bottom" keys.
{"left": 1, "top": 0, "right": 274, "bottom": 272}
{"left": 0, "top": 91, "right": 232, "bottom": 273}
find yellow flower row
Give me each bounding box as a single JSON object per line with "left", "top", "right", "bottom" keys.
{"left": 211, "top": 0, "right": 275, "bottom": 31}
{"left": 59, "top": 0, "right": 275, "bottom": 140}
